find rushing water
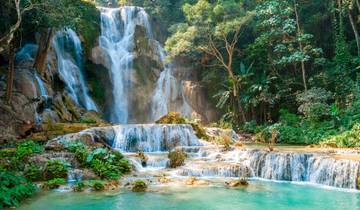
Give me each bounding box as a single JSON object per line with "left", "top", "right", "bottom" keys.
{"left": 19, "top": 181, "right": 360, "bottom": 210}
{"left": 150, "top": 41, "right": 192, "bottom": 121}
{"left": 98, "top": 6, "right": 151, "bottom": 123}
{"left": 52, "top": 28, "right": 98, "bottom": 111}
{"left": 112, "top": 124, "right": 201, "bottom": 152}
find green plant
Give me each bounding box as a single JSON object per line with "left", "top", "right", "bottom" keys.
{"left": 15, "top": 140, "right": 43, "bottom": 160}
{"left": 86, "top": 180, "right": 105, "bottom": 191}
{"left": 321, "top": 123, "right": 360, "bottom": 148}
{"left": 0, "top": 172, "right": 36, "bottom": 208}
{"left": 43, "top": 178, "right": 66, "bottom": 190}
{"left": 132, "top": 180, "right": 147, "bottom": 192}
{"left": 43, "top": 160, "right": 69, "bottom": 180}
{"left": 168, "top": 149, "right": 187, "bottom": 168}
{"left": 24, "top": 163, "right": 43, "bottom": 181}
{"left": 155, "top": 112, "right": 187, "bottom": 124}
{"left": 73, "top": 181, "right": 85, "bottom": 192}
{"left": 80, "top": 116, "right": 97, "bottom": 124}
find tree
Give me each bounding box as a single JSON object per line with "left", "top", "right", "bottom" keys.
{"left": 253, "top": 0, "right": 323, "bottom": 92}
{"left": 166, "top": 0, "right": 253, "bottom": 123}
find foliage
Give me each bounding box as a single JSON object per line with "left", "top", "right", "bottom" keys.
{"left": 15, "top": 140, "right": 43, "bottom": 160}
{"left": 321, "top": 124, "right": 360, "bottom": 148}
{"left": 296, "top": 88, "right": 332, "bottom": 121}
{"left": 62, "top": 141, "right": 131, "bottom": 180}
{"left": 80, "top": 116, "right": 97, "bottom": 124}
{"left": 131, "top": 180, "right": 147, "bottom": 192}
{"left": 72, "top": 181, "right": 85, "bottom": 192}
{"left": 42, "top": 178, "right": 66, "bottom": 190}
{"left": 155, "top": 112, "right": 187, "bottom": 124}
{"left": 156, "top": 112, "right": 210, "bottom": 140}
{"left": 168, "top": 149, "right": 187, "bottom": 168}
{"left": 24, "top": 163, "right": 43, "bottom": 181}
{"left": 0, "top": 171, "right": 36, "bottom": 208}
{"left": 43, "top": 160, "right": 69, "bottom": 180}
{"left": 86, "top": 180, "right": 105, "bottom": 191}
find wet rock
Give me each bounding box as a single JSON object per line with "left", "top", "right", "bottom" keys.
{"left": 205, "top": 127, "right": 240, "bottom": 142}
{"left": 131, "top": 180, "right": 148, "bottom": 192}
{"left": 185, "top": 177, "right": 197, "bottom": 185}
{"left": 158, "top": 177, "right": 171, "bottom": 184}
{"left": 184, "top": 177, "right": 209, "bottom": 186}
{"left": 226, "top": 177, "right": 249, "bottom": 187}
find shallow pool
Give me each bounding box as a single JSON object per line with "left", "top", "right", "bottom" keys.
{"left": 19, "top": 181, "right": 360, "bottom": 210}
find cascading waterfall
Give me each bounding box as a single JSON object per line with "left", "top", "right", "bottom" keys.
{"left": 98, "top": 6, "right": 152, "bottom": 123}
{"left": 112, "top": 124, "right": 201, "bottom": 152}
{"left": 150, "top": 42, "right": 192, "bottom": 121}
{"left": 178, "top": 149, "right": 360, "bottom": 189}
{"left": 52, "top": 28, "right": 98, "bottom": 111}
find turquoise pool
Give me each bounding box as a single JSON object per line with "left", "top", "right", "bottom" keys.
{"left": 19, "top": 181, "right": 360, "bottom": 210}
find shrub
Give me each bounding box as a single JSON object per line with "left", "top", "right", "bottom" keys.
{"left": 296, "top": 88, "right": 332, "bottom": 122}
{"left": 321, "top": 123, "right": 360, "bottom": 148}
{"left": 43, "top": 178, "right": 66, "bottom": 190}
{"left": 24, "top": 163, "right": 43, "bottom": 181}
{"left": 132, "top": 180, "right": 147, "bottom": 192}
{"left": 0, "top": 172, "right": 36, "bottom": 208}
{"left": 168, "top": 149, "right": 187, "bottom": 168}
{"left": 15, "top": 140, "right": 43, "bottom": 160}
{"left": 80, "top": 116, "right": 97, "bottom": 124}
{"left": 86, "top": 180, "right": 105, "bottom": 191}
{"left": 73, "top": 181, "right": 85, "bottom": 192}
{"left": 43, "top": 160, "right": 69, "bottom": 180}
{"left": 155, "top": 112, "right": 186, "bottom": 124}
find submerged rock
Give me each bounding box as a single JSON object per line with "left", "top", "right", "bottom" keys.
{"left": 226, "top": 177, "right": 249, "bottom": 187}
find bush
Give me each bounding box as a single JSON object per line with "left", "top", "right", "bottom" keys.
{"left": 72, "top": 181, "right": 85, "bottom": 192}
{"left": 0, "top": 172, "right": 36, "bottom": 208}
{"left": 62, "top": 141, "right": 131, "bottom": 180}
{"left": 321, "top": 123, "right": 360, "bottom": 148}
{"left": 168, "top": 149, "right": 187, "bottom": 168}
{"left": 132, "top": 180, "right": 147, "bottom": 192}
{"left": 86, "top": 180, "right": 105, "bottom": 191}
{"left": 43, "top": 160, "right": 69, "bottom": 180}
{"left": 15, "top": 140, "right": 43, "bottom": 160}
{"left": 24, "top": 163, "right": 43, "bottom": 181}
{"left": 80, "top": 116, "right": 97, "bottom": 124}
{"left": 155, "top": 112, "right": 186, "bottom": 124}
{"left": 42, "top": 178, "right": 66, "bottom": 190}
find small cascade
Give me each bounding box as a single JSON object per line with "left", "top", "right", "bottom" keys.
{"left": 15, "top": 44, "right": 38, "bottom": 63}
{"left": 98, "top": 6, "right": 152, "bottom": 123}
{"left": 52, "top": 28, "right": 98, "bottom": 111}
{"left": 151, "top": 42, "right": 192, "bottom": 121}
{"left": 112, "top": 124, "right": 201, "bottom": 152}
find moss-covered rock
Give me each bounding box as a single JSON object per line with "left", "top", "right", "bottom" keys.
{"left": 131, "top": 180, "right": 147, "bottom": 192}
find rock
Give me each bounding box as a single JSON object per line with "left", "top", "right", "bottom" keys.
{"left": 226, "top": 177, "right": 249, "bottom": 187}
{"left": 185, "top": 177, "right": 197, "bottom": 185}
{"left": 131, "top": 180, "right": 148, "bottom": 192}
{"left": 205, "top": 127, "right": 240, "bottom": 142}
{"left": 158, "top": 177, "right": 171, "bottom": 184}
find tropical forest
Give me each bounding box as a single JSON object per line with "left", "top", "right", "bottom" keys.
{"left": 0, "top": 0, "right": 360, "bottom": 209}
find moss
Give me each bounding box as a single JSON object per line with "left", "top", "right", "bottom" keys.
{"left": 155, "top": 112, "right": 187, "bottom": 124}
{"left": 132, "top": 180, "right": 147, "bottom": 192}
{"left": 168, "top": 149, "right": 187, "bottom": 168}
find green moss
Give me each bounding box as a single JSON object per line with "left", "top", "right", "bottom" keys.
{"left": 132, "top": 180, "right": 147, "bottom": 192}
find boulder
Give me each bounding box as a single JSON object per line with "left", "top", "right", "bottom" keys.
{"left": 205, "top": 127, "right": 240, "bottom": 142}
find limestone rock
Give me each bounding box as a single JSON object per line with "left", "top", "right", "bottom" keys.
{"left": 205, "top": 127, "right": 240, "bottom": 142}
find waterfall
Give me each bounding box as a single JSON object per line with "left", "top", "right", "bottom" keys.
{"left": 34, "top": 73, "right": 48, "bottom": 98}
{"left": 112, "top": 124, "right": 201, "bottom": 152}
{"left": 52, "top": 28, "right": 98, "bottom": 111}
{"left": 98, "top": 6, "right": 152, "bottom": 123}
{"left": 15, "top": 44, "right": 38, "bottom": 63}
{"left": 150, "top": 42, "right": 192, "bottom": 121}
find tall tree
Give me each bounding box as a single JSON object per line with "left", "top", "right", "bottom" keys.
{"left": 166, "top": 0, "right": 253, "bottom": 122}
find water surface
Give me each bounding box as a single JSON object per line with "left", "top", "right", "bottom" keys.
{"left": 20, "top": 181, "right": 360, "bottom": 210}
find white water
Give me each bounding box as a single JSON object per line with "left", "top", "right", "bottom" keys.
{"left": 15, "top": 44, "right": 38, "bottom": 63}
{"left": 112, "top": 124, "right": 201, "bottom": 152}
{"left": 99, "top": 6, "right": 152, "bottom": 123}
{"left": 52, "top": 28, "right": 98, "bottom": 111}
{"left": 150, "top": 42, "right": 192, "bottom": 121}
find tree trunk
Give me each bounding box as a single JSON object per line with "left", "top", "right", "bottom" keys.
{"left": 5, "top": 41, "right": 15, "bottom": 104}
{"left": 294, "top": 0, "right": 308, "bottom": 91}
{"left": 348, "top": 10, "right": 360, "bottom": 56}
{"left": 33, "top": 28, "right": 53, "bottom": 75}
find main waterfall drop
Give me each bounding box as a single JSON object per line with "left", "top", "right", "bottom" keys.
{"left": 52, "top": 28, "right": 98, "bottom": 111}
{"left": 98, "top": 7, "right": 152, "bottom": 123}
